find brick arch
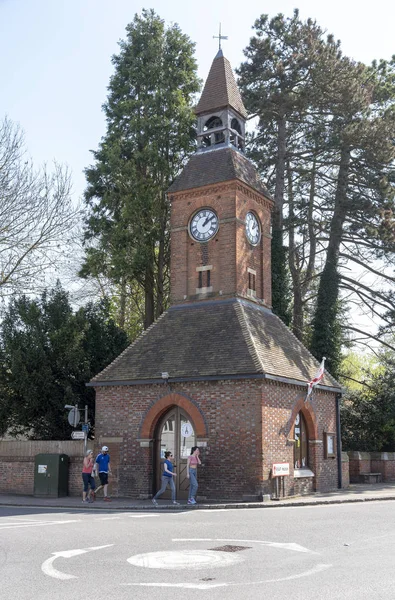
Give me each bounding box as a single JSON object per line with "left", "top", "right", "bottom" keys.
{"left": 139, "top": 392, "right": 207, "bottom": 439}
{"left": 289, "top": 397, "right": 318, "bottom": 440}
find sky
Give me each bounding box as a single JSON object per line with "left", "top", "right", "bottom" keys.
{"left": 0, "top": 0, "right": 394, "bottom": 345}
{"left": 1, "top": 0, "right": 395, "bottom": 203}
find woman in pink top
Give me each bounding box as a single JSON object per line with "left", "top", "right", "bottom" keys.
{"left": 187, "top": 446, "right": 201, "bottom": 505}
{"left": 82, "top": 449, "right": 96, "bottom": 503}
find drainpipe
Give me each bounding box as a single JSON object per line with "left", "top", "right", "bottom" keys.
{"left": 336, "top": 393, "right": 342, "bottom": 489}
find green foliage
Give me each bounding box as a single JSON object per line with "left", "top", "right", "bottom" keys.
{"left": 238, "top": 10, "right": 395, "bottom": 364}
{"left": 271, "top": 231, "right": 292, "bottom": 326}
{"left": 0, "top": 284, "right": 128, "bottom": 440}
{"left": 341, "top": 358, "right": 395, "bottom": 451}
{"left": 82, "top": 9, "right": 200, "bottom": 331}
{"left": 310, "top": 262, "right": 343, "bottom": 378}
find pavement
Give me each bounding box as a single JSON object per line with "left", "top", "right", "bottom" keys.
{"left": 2, "top": 482, "right": 395, "bottom": 510}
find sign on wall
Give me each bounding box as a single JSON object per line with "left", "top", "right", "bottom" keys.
{"left": 272, "top": 463, "right": 290, "bottom": 477}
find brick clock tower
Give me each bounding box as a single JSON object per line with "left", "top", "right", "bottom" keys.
{"left": 169, "top": 48, "right": 273, "bottom": 309}
{"left": 90, "top": 51, "right": 342, "bottom": 502}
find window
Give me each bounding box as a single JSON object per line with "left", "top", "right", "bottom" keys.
{"left": 247, "top": 268, "right": 256, "bottom": 298}
{"left": 294, "top": 411, "right": 308, "bottom": 469}
{"left": 196, "top": 265, "right": 212, "bottom": 293}
{"left": 203, "top": 116, "right": 225, "bottom": 146}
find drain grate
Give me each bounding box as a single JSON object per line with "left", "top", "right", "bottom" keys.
{"left": 200, "top": 577, "right": 215, "bottom": 581}
{"left": 209, "top": 545, "right": 251, "bottom": 553}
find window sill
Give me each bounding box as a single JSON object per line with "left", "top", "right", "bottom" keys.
{"left": 294, "top": 468, "right": 315, "bottom": 478}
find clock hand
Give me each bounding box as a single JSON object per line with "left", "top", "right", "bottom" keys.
{"left": 203, "top": 215, "right": 215, "bottom": 227}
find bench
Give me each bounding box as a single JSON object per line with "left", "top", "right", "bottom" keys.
{"left": 359, "top": 472, "right": 382, "bottom": 483}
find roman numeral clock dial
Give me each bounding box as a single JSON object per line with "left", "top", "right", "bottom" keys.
{"left": 245, "top": 211, "right": 261, "bottom": 246}
{"left": 189, "top": 208, "right": 219, "bottom": 242}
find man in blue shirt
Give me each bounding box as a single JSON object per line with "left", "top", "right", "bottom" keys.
{"left": 93, "top": 446, "right": 112, "bottom": 502}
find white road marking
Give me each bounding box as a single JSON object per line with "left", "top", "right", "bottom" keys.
{"left": 122, "top": 582, "right": 228, "bottom": 589}
{"left": 127, "top": 549, "right": 244, "bottom": 570}
{"left": 98, "top": 517, "right": 120, "bottom": 521}
{"left": 123, "top": 564, "right": 332, "bottom": 589}
{"left": 128, "top": 514, "right": 160, "bottom": 518}
{"left": 173, "top": 538, "right": 317, "bottom": 554}
{"left": 0, "top": 519, "right": 80, "bottom": 531}
{"left": 41, "top": 545, "right": 113, "bottom": 580}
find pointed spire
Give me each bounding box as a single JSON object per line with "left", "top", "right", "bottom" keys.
{"left": 195, "top": 53, "right": 247, "bottom": 119}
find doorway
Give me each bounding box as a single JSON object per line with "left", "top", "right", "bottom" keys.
{"left": 155, "top": 407, "right": 196, "bottom": 500}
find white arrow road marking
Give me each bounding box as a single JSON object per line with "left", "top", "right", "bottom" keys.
{"left": 41, "top": 545, "right": 113, "bottom": 580}
{"left": 0, "top": 519, "right": 80, "bottom": 531}
{"left": 173, "top": 538, "right": 318, "bottom": 554}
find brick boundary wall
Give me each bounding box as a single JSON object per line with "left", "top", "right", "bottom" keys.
{"left": 347, "top": 451, "right": 395, "bottom": 483}
{"left": 0, "top": 440, "right": 105, "bottom": 497}
{"left": 341, "top": 452, "right": 350, "bottom": 488}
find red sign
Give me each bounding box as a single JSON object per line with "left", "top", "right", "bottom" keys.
{"left": 272, "top": 463, "right": 290, "bottom": 477}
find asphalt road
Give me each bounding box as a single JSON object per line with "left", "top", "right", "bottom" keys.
{"left": 1, "top": 501, "right": 395, "bottom": 600}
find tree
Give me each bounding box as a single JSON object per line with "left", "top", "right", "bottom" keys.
{"left": 341, "top": 354, "right": 395, "bottom": 452}
{"left": 82, "top": 10, "right": 200, "bottom": 331}
{"left": 0, "top": 284, "right": 128, "bottom": 440}
{"left": 0, "top": 117, "right": 79, "bottom": 298}
{"left": 238, "top": 12, "right": 395, "bottom": 375}
{"left": 237, "top": 10, "right": 329, "bottom": 326}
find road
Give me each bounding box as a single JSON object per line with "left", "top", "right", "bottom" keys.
{"left": 1, "top": 501, "right": 394, "bottom": 599}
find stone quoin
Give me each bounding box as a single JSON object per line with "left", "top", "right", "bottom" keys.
{"left": 88, "top": 48, "right": 342, "bottom": 501}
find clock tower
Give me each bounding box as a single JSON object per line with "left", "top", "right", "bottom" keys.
{"left": 90, "top": 49, "right": 342, "bottom": 504}
{"left": 168, "top": 48, "right": 274, "bottom": 307}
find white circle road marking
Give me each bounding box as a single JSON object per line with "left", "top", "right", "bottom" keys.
{"left": 173, "top": 538, "right": 318, "bottom": 554}
{"left": 123, "top": 538, "right": 331, "bottom": 589}
{"left": 122, "top": 563, "right": 332, "bottom": 589}
{"left": 127, "top": 549, "right": 244, "bottom": 570}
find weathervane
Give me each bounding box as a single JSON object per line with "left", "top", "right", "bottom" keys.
{"left": 213, "top": 23, "right": 228, "bottom": 50}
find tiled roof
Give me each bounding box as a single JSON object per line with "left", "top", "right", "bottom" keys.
{"left": 195, "top": 50, "right": 247, "bottom": 118}
{"left": 168, "top": 147, "right": 271, "bottom": 198}
{"left": 90, "top": 299, "right": 340, "bottom": 391}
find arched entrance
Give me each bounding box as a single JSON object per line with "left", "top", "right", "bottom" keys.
{"left": 154, "top": 406, "right": 196, "bottom": 500}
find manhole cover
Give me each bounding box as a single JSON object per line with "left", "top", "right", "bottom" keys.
{"left": 209, "top": 545, "right": 251, "bottom": 553}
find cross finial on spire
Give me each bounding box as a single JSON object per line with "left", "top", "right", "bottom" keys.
{"left": 213, "top": 23, "right": 228, "bottom": 50}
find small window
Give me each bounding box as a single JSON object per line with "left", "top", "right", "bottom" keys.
{"left": 294, "top": 411, "right": 308, "bottom": 469}
{"left": 247, "top": 268, "right": 256, "bottom": 298}
{"left": 204, "top": 116, "right": 222, "bottom": 131}
{"left": 196, "top": 266, "right": 213, "bottom": 293}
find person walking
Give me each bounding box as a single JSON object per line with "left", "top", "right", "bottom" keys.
{"left": 187, "top": 446, "right": 201, "bottom": 505}
{"left": 93, "top": 446, "right": 112, "bottom": 502}
{"left": 82, "top": 449, "right": 96, "bottom": 503}
{"left": 152, "top": 451, "right": 179, "bottom": 506}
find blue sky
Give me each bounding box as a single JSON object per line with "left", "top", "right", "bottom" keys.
{"left": 1, "top": 0, "right": 395, "bottom": 202}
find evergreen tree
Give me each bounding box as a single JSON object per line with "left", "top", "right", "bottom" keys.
{"left": 0, "top": 284, "right": 128, "bottom": 440}
{"left": 81, "top": 10, "right": 200, "bottom": 331}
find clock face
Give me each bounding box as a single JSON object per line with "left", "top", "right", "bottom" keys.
{"left": 189, "top": 208, "right": 219, "bottom": 242}
{"left": 245, "top": 211, "right": 261, "bottom": 246}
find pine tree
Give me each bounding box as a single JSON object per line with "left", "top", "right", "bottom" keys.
{"left": 82, "top": 10, "right": 200, "bottom": 330}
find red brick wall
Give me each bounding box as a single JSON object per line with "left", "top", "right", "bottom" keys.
{"left": 94, "top": 379, "right": 339, "bottom": 500}
{"left": 169, "top": 182, "right": 272, "bottom": 307}
{"left": 0, "top": 455, "right": 84, "bottom": 496}
{"left": 348, "top": 452, "right": 371, "bottom": 482}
